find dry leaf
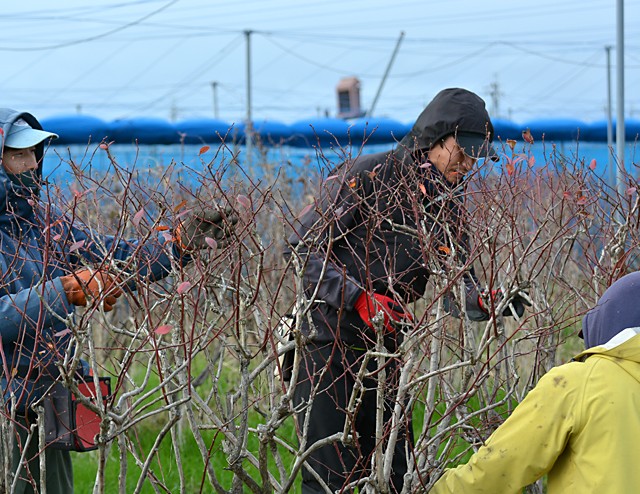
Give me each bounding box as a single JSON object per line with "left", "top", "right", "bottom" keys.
{"left": 522, "top": 129, "right": 534, "bottom": 144}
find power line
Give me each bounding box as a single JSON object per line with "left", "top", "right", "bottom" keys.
{"left": 0, "top": 0, "right": 178, "bottom": 51}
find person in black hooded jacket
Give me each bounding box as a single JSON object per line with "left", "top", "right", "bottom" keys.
{"left": 286, "top": 88, "right": 528, "bottom": 493}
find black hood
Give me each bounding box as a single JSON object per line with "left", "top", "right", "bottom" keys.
{"left": 399, "top": 88, "right": 496, "bottom": 158}
{"left": 582, "top": 272, "right": 640, "bottom": 348}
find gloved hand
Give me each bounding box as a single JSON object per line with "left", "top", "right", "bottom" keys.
{"left": 354, "top": 291, "right": 412, "bottom": 332}
{"left": 60, "top": 268, "right": 123, "bottom": 312}
{"left": 478, "top": 288, "right": 531, "bottom": 318}
{"left": 177, "top": 206, "right": 238, "bottom": 251}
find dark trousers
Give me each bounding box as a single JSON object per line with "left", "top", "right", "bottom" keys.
{"left": 2, "top": 416, "right": 73, "bottom": 494}
{"left": 293, "top": 342, "right": 413, "bottom": 493}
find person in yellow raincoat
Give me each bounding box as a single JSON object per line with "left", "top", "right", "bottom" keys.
{"left": 430, "top": 271, "right": 640, "bottom": 494}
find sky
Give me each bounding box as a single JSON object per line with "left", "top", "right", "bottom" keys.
{"left": 0, "top": 0, "right": 639, "bottom": 127}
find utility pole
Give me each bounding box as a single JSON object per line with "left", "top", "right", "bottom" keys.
{"left": 489, "top": 78, "right": 502, "bottom": 118}
{"left": 244, "top": 30, "right": 253, "bottom": 163}
{"left": 615, "top": 0, "right": 625, "bottom": 195}
{"left": 605, "top": 45, "right": 615, "bottom": 189}
{"left": 367, "top": 31, "right": 404, "bottom": 117}
{"left": 170, "top": 100, "right": 178, "bottom": 122}
{"left": 211, "top": 81, "right": 219, "bottom": 119}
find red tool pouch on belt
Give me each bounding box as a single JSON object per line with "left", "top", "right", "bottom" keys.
{"left": 43, "top": 376, "right": 111, "bottom": 452}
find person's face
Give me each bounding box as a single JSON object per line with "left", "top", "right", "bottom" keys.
{"left": 1, "top": 146, "right": 38, "bottom": 175}
{"left": 427, "top": 135, "right": 477, "bottom": 184}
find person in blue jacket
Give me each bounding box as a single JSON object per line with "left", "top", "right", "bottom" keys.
{"left": 0, "top": 109, "right": 234, "bottom": 493}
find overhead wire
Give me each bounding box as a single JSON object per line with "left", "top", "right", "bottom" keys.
{"left": 0, "top": 0, "right": 179, "bottom": 51}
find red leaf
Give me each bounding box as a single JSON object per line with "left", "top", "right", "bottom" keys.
{"left": 133, "top": 208, "right": 145, "bottom": 227}
{"left": 576, "top": 196, "right": 588, "bottom": 205}
{"left": 69, "top": 240, "right": 85, "bottom": 253}
{"left": 177, "top": 281, "right": 192, "bottom": 295}
{"left": 199, "top": 145, "right": 210, "bottom": 155}
{"left": 419, "top": 162, "right": 432, "bottom": 169}
{"left": 155, "top": 325, "right": 172, "bottom": 335}
{"left": 522, "top": 129, "right": 534, "bottom": 144}
{"left": 205, "top": 237, "right": 218, "bottom": 250}
{"left": 53, "top": 234, "right": 62, "bottom": 241}
{"left": 297, "top": 203, "right": 313, "bottom": 219}
{"left": 236, "top": 195, "right": 251, "bottom": 209}
{"left": 54, "top": 328, "right": 72, "bottom": 337}
{"left": 528, "top": 155, "right": 536, "bottom": 167}
{"left": 589, "top": 159, "right": 597, "bottom": 171}
{"left": 626, "top": 187, "right": 637, "bottom": 196}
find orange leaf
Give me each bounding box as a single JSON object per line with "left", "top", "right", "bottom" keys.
{"left": 419, "top": 183, "right": 427, "bottom": 195}
{"left": 199, "top": 145, "right": 210, "bottom": 155}
{"left": 589, "top": 159, "right": 597, "bottom": 171}
{"left": 576, "top": 196, "right": 587, "bottom": 205}
{"left": 505, "top": 162, "right": 515, "bottom": 176}
{"left": 506, "top": 139, "right": 517, "bottom": 151}
{"left": 522, "top": 128, "right": 534, "bottom": 144}
{"left": 154, "top": 225, "right": 169, "bottom": 231}
{"left": 173, "top": 199, "right": 187, "bottom": 213}
{"left": 438, "top": 245, "right": 451, "bottom": 254}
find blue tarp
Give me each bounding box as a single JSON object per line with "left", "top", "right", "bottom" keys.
{"left": 37, "top": 114, "right": 640, "bottom": 146}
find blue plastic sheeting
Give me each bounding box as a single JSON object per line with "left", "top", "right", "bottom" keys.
{"left": 175, "top": 118, "right": 234, "bottom": 144}
{"left": 236, "top": 120, "right": 292, "bottom": 145}
{"left": 582, "top": 119, "right": 640, "bottom": 142}
{"left": 289, "top": 117, "right": 351, "bottom": 147}
{"left": 492, "top": 118, "right": 521, "bottom": 141}
{"left": 40, "top": 115, "right": 109, "bottom": 145}
{"left": 108, "top": 117, "right": 180, "bottom": 145}
{"left": 33, "top": 114, "right": 640, "bottom": 146}
{"left": 349, "top": 117, "right": 409, "bottom": 144}
{"left": 523, "top": 118, "right": 586, "bottom": 142}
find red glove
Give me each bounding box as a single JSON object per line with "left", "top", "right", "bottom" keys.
{"left": 61, "top": 268, "right": 123, "bottom": 312}
{"left": 354, "top": 292, "right": 411, "bottom": 332}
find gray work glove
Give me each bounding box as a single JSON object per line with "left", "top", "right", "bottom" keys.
{"left": 178, "top": 206, "right": 238, "bottom": 251}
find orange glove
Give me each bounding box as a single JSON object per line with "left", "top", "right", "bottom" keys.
{"left": 60, "top": 268, "right": 123, "bottom": 312}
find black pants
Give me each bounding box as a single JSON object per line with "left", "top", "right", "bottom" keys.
{"left": 2, "top": 415, "right": 74, "bottom": 494}
{"left": 293, "top": 342, "right": 413, "bottom": 493}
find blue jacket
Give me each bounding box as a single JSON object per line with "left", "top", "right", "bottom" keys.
{"left": 0, "top": 108, "right": 179, "bottom": 396}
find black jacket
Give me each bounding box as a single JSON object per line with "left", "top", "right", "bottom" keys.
{"left": 288, "top": 88, "right": 492, "bottom": 345}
